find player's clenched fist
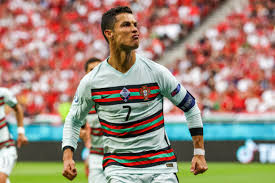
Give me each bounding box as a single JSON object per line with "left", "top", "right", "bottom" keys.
{"left": 17, "top": 133, "right": 28, "bottom": 148}
{"left": 63, "top": 159, "right": 77, "bottom": 180}
{"left": 62, "top": 148, "right": 77, "bottom": 180}
{"left": 190, "top": 155, "right": 208, "bottom": 175}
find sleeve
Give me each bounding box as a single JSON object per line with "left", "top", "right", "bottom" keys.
{"left": 62, "top": 75, "right": 95, "bottom": 150}
{"left": 156, "top": 64, "right": 203, "bottom": 136}
{"left": 3, "top": 88, "right": 18, "bottom": 107}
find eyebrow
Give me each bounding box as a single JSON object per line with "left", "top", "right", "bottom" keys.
{"left": 120, "top": 20, "right": 137, "bottom": 25}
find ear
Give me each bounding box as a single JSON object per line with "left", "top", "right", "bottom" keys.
{"left": 104, "top": 29, "right": 113, "bottom": 42}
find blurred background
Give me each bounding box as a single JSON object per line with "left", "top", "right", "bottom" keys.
{"left": 0, "top": 0, "right": 275, "bottom": 182}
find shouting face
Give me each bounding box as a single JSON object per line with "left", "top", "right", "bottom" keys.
{"left": 106, "top": 13, "right": 139, "bottom": 51}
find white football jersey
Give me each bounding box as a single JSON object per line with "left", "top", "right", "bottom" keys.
{"left": 0, "top": 87, "right": 17, "bottom": 148}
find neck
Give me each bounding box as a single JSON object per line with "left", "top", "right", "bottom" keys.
{"left": 108, "top": 46, "right": 136, "bottom": 73}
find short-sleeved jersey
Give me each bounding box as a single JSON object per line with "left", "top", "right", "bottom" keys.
{"left": 87, "top": 106, "right": 104, "bottom": 155}
{"left": 0, "top": 87, "right": 17, "bottom": 148}
{"left": 63, "top": 54, "right": 202, "bottom": 176}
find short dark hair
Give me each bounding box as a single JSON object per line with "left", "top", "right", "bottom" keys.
{"left": 101, "top": 6, "right": 133, "bottom": 43}
{"left": 84, "top": 57, "right": 101, "bottom": 72}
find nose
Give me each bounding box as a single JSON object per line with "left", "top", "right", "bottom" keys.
{"left": 132, "top": 25, "right": 138, "bottom": 33}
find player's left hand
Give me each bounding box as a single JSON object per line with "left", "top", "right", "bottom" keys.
{"left": 190, "top": 155, "right": 208, "bottom": 175}
{"left": 17, "top": 134, "right": 28, "bottom": 148}
{"left": 63, "top": 159, "right": 77, "bottom": 180}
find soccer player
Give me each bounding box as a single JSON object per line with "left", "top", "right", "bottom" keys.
{"left": 79, "top": 58, "right": 107, "bottom": 183}
{"left": 62, "top": 6, "right": 208, "bottom": 183}
{"left": 0, "top": 87, "right": 28, "bottom": 183}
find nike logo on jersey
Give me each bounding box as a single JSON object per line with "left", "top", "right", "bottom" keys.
{"left": 101, "top": 95, "right": 112, "bottom": 99}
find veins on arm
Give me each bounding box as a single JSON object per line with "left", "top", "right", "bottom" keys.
{"left": 192, "top": 135, "right": 204, "bottom": 149}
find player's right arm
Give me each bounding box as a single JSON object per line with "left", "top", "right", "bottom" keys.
{"left": 62, "top": 74, "right": 94, "bottom": 180}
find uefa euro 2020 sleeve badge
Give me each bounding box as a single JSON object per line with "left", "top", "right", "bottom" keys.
{"left": 120, "top": 87, "right": 131, "bottom": 102}
{"left": 139, "top": 86, "right": 151, "bottom": 101}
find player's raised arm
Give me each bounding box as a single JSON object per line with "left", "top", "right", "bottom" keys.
{"left": 62, "top": 74, "right": 94, "bottom": 180}
{"left": 155, "top": 64, "right": 208, "bottom": 175}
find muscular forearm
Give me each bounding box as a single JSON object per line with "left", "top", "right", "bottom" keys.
{"left": 13, "top": 104, "right": 24, "bottom": 127}
{"left": 62, "top": 147, "right": 77, "bottom": 180}
{"left": 63, "top": 148, "right": 74, "bottom": 161}
{"left": 190, "top": 135, "right": 208, "bottom": 175}
{"left": 192, "top": 135, "right": 204, "bottom": 149}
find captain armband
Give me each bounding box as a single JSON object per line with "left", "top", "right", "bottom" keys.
{"left": 177, "top": 90, "right": 195, "bottom": 112}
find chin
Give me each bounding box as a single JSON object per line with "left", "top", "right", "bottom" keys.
{"left": 132, "top": 43, "right": 139, "bottom": 49}
{"left": 121, "top": 43, "right": 139, "bottom": 51}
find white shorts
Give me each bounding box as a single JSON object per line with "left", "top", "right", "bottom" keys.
{"left": 107, "top": 173, "right": 179, "bottom": 183}
{"left": 88, "top": 154, "right": 107, "bottom": 183}
{"left": 0, "top": 146, "right": 17, "bottom": 176}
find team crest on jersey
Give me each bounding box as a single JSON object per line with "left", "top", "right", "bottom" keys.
{"left": 139, "top": 86, "right": 151, "bottom": 101}
{"left": 120, "top": 87, "right": 130, "bottom": 102}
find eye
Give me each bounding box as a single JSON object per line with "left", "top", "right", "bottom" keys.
{"left": 134, "top": 22, "right": 138, "bottom": 27}
{"left": 122, "top": 22, "right": 131, "bottom": 27}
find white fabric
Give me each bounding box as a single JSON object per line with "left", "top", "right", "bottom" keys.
{"left": 88, "top": 154, "right": 107, "bottom": 183}
{"left": 0, "top": 87, "right": 18, "bottom": 119}
{"left": 0, "top": 87, "right": 17, "bottom": 146}
{"left": 107, "top": 173, "right": 178, "bottom": 183}
{"left": 0, "top": 147, "right": 17, "bottom": 176}
{"left": 88, "top": 154, "right": 103, "bottom": 169}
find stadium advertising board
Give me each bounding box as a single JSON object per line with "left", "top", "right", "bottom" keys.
{"left": 237, "top": 140, "right": 275, "bottom": 163}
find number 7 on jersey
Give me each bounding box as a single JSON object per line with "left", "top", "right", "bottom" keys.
{"left": 123, "top": 105, "right": 131, "bottom": 121}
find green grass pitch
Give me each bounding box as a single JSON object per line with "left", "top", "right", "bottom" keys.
{"left": 9, "top": 162, "right": 275, "bottom": 183}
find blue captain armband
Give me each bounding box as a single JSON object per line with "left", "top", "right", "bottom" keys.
{"left": 177, "top": 90, "right": 195, "bottom": 112}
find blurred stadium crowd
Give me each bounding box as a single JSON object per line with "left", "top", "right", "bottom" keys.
{"left": 168, "top": 0, "right": 275, "bottom": 114}
{"left": 0, "top": 0, "right": 274, "bottom": 120}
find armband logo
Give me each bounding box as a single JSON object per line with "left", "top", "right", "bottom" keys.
{"left": 171, "top": 84, "right": 181, "bottom": 97}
